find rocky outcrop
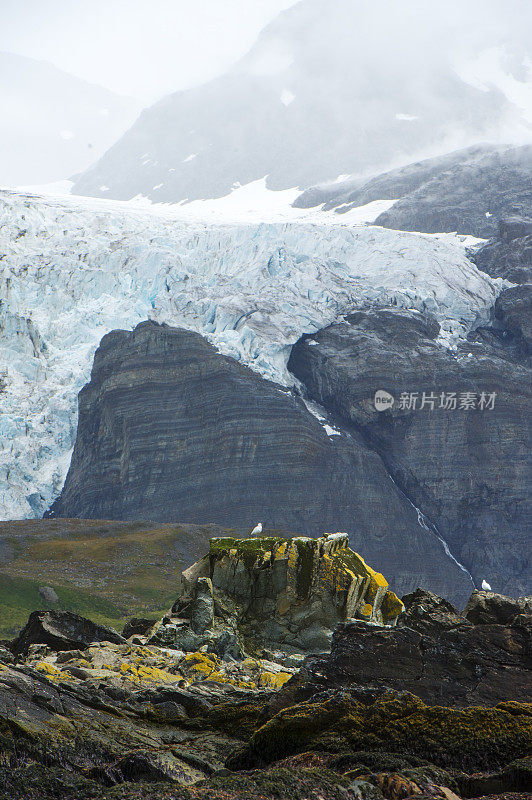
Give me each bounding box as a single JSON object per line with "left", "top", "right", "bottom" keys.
{"left": 149, "top": 534, "right": 404, "bottom": 656}
{"left": 472, "top": 216, "right": 532, "bottom": 284}
{"left": 294, "top": 144, "right": 493, "bottom": 210}
{"left": 288, "top": 307, "right": 531, "bottom": 598}
{"left": 463, "top": 589, "right": 532, "bottom": 626}
{"left": 282, "top": 588, "right": 532, "bottom": 709}
{"left": 47, "top": 320, "right": 474, "bottom": 602}
{"left": 10, "top": 610, "right": 127, "bottom": 655}
{"left": 373, "top": 145, "right": 532, "bottom": 238}
{"left": 2, "top": 588, "right": 531, "bottom": 799}
{"left": 296, "top": 145, "right": 532, "bottom": 241}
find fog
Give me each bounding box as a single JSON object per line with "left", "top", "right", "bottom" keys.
{"left": 0, "top": 0, "right": 299, "bottom": 100}
{"left": 1, "top": 0, "right": 531, "bottom": 191}
{"left": 72, "top": 0, "right": 532, "bottom": 201}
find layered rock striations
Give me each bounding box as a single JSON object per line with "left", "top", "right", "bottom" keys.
{"left": 288, "top": 307, "right": 531, "bottom": 597}
{"left": 48, "top": 320, "right": 474, "bottom": 602}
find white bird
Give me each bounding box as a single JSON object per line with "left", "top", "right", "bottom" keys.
{"left": 250, "top": 523, "right": 263, "bottom": 537}
{"left": 481, "top": 579, "right": 491, "bottom": 591}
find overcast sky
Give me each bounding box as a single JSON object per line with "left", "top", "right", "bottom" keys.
{"left": 0, "top": 0, "right": 299, "bottom": 101}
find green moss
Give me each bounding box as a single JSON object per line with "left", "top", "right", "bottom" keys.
{"left": 210, "top": 536, "right": 287, "bottom": 557}
{"left": 232, "top": 694, "right": 532, "bottom": 773}
{"left": 0, "top": 574, "right": 126, "bottom": 638}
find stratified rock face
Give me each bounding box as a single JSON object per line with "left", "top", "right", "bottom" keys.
{"left": 48, "top": 320, "right": 474, "bottom": 602}
{"left": 288, "top": 307, "right": 531, "bottom": 597}
{"left": 281, "top": 588, "right": 532, "bottom": 709}
{"left": 152, "top": 534, "right": 404, "bottom": 655}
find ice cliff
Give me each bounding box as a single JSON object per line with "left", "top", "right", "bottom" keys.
{"left": 0, "top": 189, "right": 505, "bottom": 519}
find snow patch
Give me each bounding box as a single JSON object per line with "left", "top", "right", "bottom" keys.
{"left": 280, "top": 89, "right": 295, "bottom": 106}
{"left": 395, "top": 113, "right": 419, "bottom": 122}
{"left": 59, "top": 129, "right": 75, "bottom": 140}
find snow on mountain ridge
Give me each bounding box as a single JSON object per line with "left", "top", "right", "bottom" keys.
{"left": 72, "top": 0, "right": 532, "bottom": 202}
{"left": 0, "top": 189, "right": 505, "bottom": 520}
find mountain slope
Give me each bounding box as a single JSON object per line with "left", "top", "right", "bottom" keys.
{"left": 296, "top": 144, "right": 532, "bottom": 238}
{"left": 0, "top": 51, "right": 140, "bottom": 186}
{"left": 72, "top": 0, "right": 532, "bottom": 202}
{"left": 46, "top": 321, "right": 473, "bottom": 603}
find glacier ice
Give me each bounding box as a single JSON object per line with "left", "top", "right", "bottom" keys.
{"left": 0, "top": 189, "right": 506, "bottom": 520}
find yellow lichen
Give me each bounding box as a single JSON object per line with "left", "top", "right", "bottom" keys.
{"left": 34, "top": 661, "right": 73, "bottom": 682}
{"left": 258, "top": 670, "right": 292, "bottom": 690}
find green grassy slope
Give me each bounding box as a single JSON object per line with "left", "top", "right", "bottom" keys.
{"left": 0, "top": 518, "right": 251, "bottom": 638}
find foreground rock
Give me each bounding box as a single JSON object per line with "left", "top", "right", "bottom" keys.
{"left": 288, "top": 307, "right": 531, "bottom": 598}
{"left": 11, "top": 610, "right": 127, "bottom": 655}
{"left": 47, "top": 320, "right": 473, "bottom": 601}
{"left": 149, "top": 534, "right": 404, "bottom": 656}
{"left": 280, "top": 588, "right": 532, "bottom": 709}
{"left": 1, "top": 584, "right": 531, "bottom": 799}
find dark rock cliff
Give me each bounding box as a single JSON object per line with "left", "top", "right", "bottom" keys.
{"left": 373, "top": 145, "right": 532, "bottom": 238}
{"left": 288, "top": 306, "right": 531, "bottom": 598}
{"left": 47, "top": 321, "right": 473, "bottom": 603}
{"left": 471, "top": 216, "right": 532, "bottom": 284}
{"left": 296, "top": 144, "right": 532, "bottom": 240}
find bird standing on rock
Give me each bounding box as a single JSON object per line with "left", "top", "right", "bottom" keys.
{"left": 481, "top": 579, "right": 492, "bottom": 591}
{"left": 250, "top": 523, "right": 263, "bottom": 537}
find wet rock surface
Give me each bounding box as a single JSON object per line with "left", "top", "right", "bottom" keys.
{"left": 288, "top": 307, "right": 531, "bottom": 599}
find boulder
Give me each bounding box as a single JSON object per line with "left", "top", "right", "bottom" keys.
{"left": 399, "top": 588, "right": 466, "bottom": 633}
{"left": 155, "top": 534, "right": 404, "bottom": 656}
{"left": 38, "top": 586, "right": 59, "bottom": 604}
{"left": 10, "top": 610, "right": 127, "bottom": 655}
{"left": 281, "top": 588, "right": 532, "bottom": 708}
{"left": 189, "top": 578, "right": 215, "bottom": 635}
{"left": 122, "top": 618, "right": 158, "bottom": 639}
{"left": 463, "top": 590, "right": 531, "bottom": 626}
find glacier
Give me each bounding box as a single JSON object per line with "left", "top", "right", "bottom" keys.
{"left": 0, "top": 188, "right": 505, "bottom": 520}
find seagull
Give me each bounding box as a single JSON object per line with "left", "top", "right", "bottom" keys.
{"left": 250, "top": 522, "right": 263, "bottom": 537}
{"left": 481, "top": 579, "right": 492, "bottom": 591}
